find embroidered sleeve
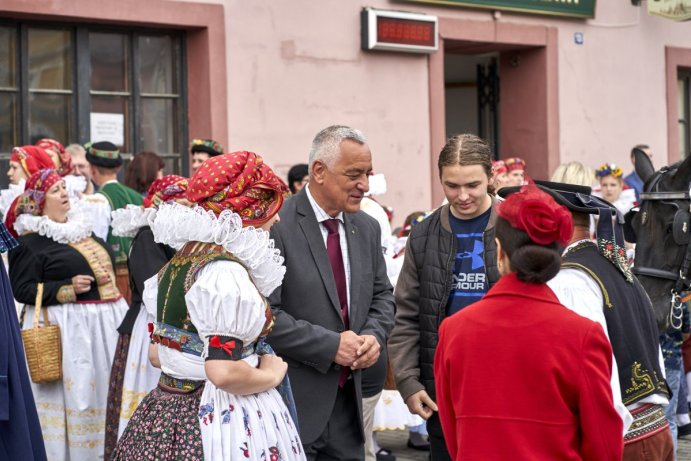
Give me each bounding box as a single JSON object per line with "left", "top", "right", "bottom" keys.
{"left": 56, "top": 284, "right": 77, "bottom": 303}
{"left": 206, "top": 335, "right": 244, "bottom": 361}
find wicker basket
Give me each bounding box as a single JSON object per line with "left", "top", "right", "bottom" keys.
{"left": 21, "top": 283, "right": 62, "bottom": 383}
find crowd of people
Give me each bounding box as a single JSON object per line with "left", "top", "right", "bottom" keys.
{"left": 0, "top": 130, "right": 689, "bottom": 461}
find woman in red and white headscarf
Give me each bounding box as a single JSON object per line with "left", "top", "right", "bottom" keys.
{"left": 103, "top": 175, "right": 190, "bottom": 458}
{"left": 6, "top": 168, "right": 128, "bottom": 460}
{"left": 114, "top": 152, "right": 305, "bottom": 460}
{"left": 1, "top": 146, "right": 54, "bottom": 219}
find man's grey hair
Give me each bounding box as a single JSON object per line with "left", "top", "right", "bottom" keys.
{"left": 65, "top": 143, "right": 86, "bottom": 158}
{"left": 308, "top": 125, "right": 367, "bottom": 174}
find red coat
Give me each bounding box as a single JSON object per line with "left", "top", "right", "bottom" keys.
{"left": 434, "top": 273, "right": 623, "bottom": 461}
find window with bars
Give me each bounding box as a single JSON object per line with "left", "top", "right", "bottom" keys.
{"left": 0, "top": 21, "right": 187, "bottom": 188}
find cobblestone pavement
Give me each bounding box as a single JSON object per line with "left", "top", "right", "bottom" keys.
{"left": 376, "top": 429, "right": 691, "bottom": 461}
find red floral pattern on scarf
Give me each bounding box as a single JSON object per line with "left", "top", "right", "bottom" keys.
{"left": 144, "top": 175, "right": 189, "bottom": 209}
{"left": 187, "top": 151, "right": 288, "bottom": 226}
{"left": 5, "top": 168, "right": 63, "bottom": 237}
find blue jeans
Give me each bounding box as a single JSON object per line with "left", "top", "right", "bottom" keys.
{"left": 664, "top": 364, "right": 682, "bottom": 460}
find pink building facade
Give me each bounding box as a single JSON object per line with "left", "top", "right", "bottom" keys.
{"left": 1, "top": 0, "right": 690, "bottom": 225}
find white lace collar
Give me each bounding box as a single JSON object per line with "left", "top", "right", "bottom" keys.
{"left": 152, "top": 202, "right": 285, "bottom": 296}
{"left": 111, "top": 205, "right": 157, "bottom": 238}
{"left": 15, "top": 209, "right": 93, "bottom": 244}
{"left": 0, "top": 181, "right": 24, "bottom": 217}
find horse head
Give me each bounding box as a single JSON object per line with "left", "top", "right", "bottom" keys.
{"left": 630, "top": 150, "right": 691, "bottom": 332}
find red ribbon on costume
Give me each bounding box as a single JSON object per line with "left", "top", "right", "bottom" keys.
{"left": 209, "top": 335, "right": 237, "bottom": 356}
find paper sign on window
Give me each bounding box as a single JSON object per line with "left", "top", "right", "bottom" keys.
{"left": 90, "top": 112, "right": 124, "bottom": 147}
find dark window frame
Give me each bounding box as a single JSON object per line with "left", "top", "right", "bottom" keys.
{"left": 0, "top": 19, "right": 188, "bottom": 187}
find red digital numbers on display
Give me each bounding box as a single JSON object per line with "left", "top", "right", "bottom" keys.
{"left": 376, "top": 17, "right": 435, "bottom": 47}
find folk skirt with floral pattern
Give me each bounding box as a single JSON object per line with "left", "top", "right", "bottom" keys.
{"left": 112, "top": 384, "right": 204, "bottom": 460}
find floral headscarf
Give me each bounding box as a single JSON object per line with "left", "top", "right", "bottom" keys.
{"left": 504, "top": 157, "right": 526, "bottom": 172}
{"left": 5, "top": 168, "right": 63, "bottom": 237}
{"left": 144, "top": 175, "right": 189, "bottom": 209}
{"left": 186, "top": 151, "right": 288, "bottom": 226}
{"left": 35, "top": 138, "right": 73, "bottom": 176}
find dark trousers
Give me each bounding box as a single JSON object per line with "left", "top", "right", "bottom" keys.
{"left": 426, "top": 412, "right": 452, "bottom": 461}
{"left": 303, "top": 380, "right": 364, "bottom": 461}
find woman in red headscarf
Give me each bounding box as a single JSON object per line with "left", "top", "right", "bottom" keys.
{"left": 6, "top": 145, "right": 54, "bottom": 186}
{"left": 35, "top": 138, "right": 73, "bottom": 176}
{"left": 103, "top": 175, "right": 189, "bottom": 458}
{"left": 434, "top": 186, "right": 623, "bottom": 461}
{"left": 6, "top": 168, "right": 129, "bottom": 460}
{"left": 1, "top": 146, "right": 55, "bottom": 220}
{"left": 114, "top": 152, "right": 305, "bottom": 461}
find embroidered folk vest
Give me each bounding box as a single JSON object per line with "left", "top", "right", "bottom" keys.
{"left": 154, "top": 241, "right": 275, "bottom": 355}
{"left": 157, "top": 242, "right": 243, "bottom": 332}
{"left": 563, "top": 242, "right": 668, "bottom": 405}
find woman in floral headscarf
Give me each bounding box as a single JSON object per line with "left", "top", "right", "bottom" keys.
{"left": 35, "top": 138, "right": 91, "bottom": 203}
{"left": 103, "top": 175, "right": 189, "bottom": 459}
{"left": 6, "top": 168, "right": 128, "bottom": 460}
{"left": 114, "top": 152, "right": 305, "bottom": 460}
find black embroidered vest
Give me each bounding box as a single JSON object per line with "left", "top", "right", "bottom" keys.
{"left": 563, "top": 242, "right": 668, "bottom": 405}
{"left": 157, "top": 241, "right": 244, "bottom": 332}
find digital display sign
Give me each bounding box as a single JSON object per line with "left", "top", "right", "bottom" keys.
{"left": 361, "top": 9, "right": 438, "bottom": 53}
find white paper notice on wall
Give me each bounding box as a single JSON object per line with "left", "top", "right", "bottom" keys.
{"left": 90, "top": 113, "right": 124, "bottom": 147}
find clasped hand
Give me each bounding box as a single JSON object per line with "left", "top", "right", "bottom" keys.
{"left": 334, "top": 331, "right": 380, "bottom": 370}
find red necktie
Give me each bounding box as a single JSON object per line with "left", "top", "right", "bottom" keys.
{"left": 323, "top": 218, "right": 350, "bottom": 387}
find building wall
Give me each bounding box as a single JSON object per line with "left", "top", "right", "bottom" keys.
{"left": 3, "top": 0, "right": 691, "bottom": 226}
{"left": 222, "top": 0, "right": 434, "bottom": 224}
{"left": 213, "top": 0, "right": 691, "bottom": 223}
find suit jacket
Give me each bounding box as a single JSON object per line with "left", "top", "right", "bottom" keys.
{"left": 434, "top": 273, "right": 623, "bottom": 461}
{"left": 267, "top": 189, "right": 395, "bottom": 444}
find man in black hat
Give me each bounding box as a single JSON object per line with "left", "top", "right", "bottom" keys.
{"left": 190, "top": 138, "right": 223, "bottom": 174}
{"left": 502, "top": 182, "right": 673, "bottom": 460}
{"left": 86, "top": 141, "right": 142, "bottom": 303}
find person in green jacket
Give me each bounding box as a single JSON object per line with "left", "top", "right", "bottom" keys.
{"left": 86, "top": 141, "right": 143, "bottom": 304}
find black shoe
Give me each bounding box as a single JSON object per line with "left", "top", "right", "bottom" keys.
{"left": 376, "top": 448, "right": 396, "bottom": 461}
{"left": 678, "top": 422, "right": 691, "bottom": 438}
{"left": 407, "top": 438, "right": 431, "bottom": 451}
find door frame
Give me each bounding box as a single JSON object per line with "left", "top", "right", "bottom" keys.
{"left": 429, "top": 18, "right": 559, "bottom": 206}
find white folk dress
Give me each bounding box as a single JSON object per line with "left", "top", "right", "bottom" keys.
{"left": 10, "top": 211, "right": 128, "bottom": 460}
{"left": 110, "top": 205, "right": 162, "bottom": 437}
{"left": 149, "top": 203, "right": 306, "bottom": 461}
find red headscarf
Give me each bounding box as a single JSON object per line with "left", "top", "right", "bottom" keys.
{"left": 10, "top": 146, "right": 54, "bottom": 179}
{"left": 144, "top": 175, "right": 189, "bottom": 209}
{"left": 497, "top": 185, "right": 572, "bottom": 246}
{"left": 35, "top": 138, "right": 73, "bottom": 176}
{"left": 187, "top": 151, "right": 288, "bottom": 226}
{"left": 5, "top": 168, "right": 63, "bottom": 237}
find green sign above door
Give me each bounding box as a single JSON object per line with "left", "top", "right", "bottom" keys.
{"left": 399, "top": 0, "right": 596, "bottom": 19}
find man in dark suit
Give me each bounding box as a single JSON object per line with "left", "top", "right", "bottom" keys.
{"left": 268, "top": 125, "right": 395, "bottom": 460}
